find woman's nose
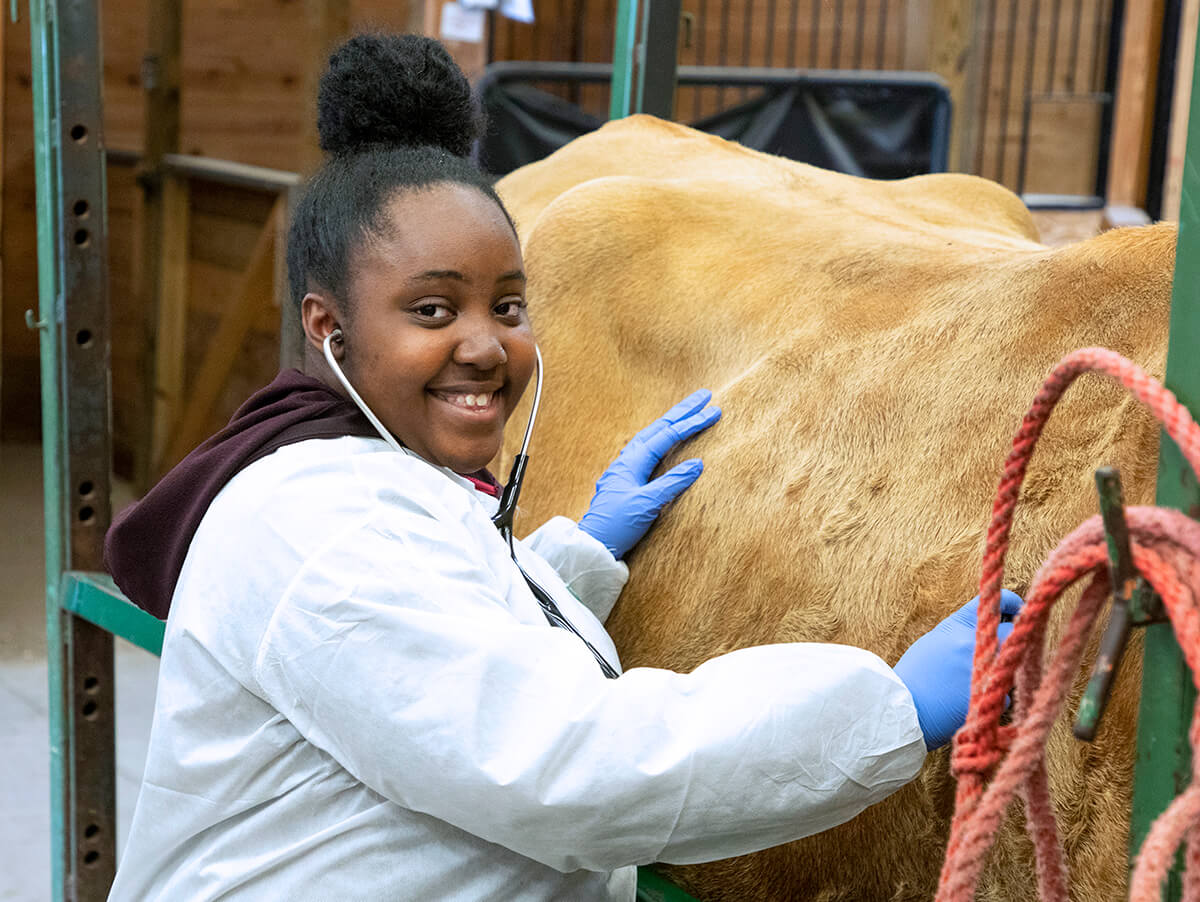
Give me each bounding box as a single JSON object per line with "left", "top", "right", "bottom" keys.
{"left": 453, "top": 321, "right": 508, "bottom": 370}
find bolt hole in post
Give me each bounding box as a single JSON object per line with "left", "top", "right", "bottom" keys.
{"left": 78, "top": 505, "right": 95, "bottom": 523}
{"left": 83, "top": 824, "right": 100, "bottom": 839}
{"left": 72, "top": 228, "right": 90, "bottom": 247}
{"left": 81, "top": 700, "right": 97, "bottom": 719}
{"left": 70, "top": 123, "right": 87, "bottom": 142}
{"left": 75, "top": 328, "right": 92, "bottom": 347}
{"left": 78, "top": 480, "right": 94, "bottom": 497}
{"left": 82, "top": 850, "right": 100, "bottom": 866}
{"left": 72, "top": 199, "right": 89, "bottom": 217}
{"left": 83, "top": 676, "right": 99, "bottom": 692}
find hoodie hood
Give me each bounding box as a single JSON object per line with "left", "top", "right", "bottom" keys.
{"left": 105, "top": 369, "right": 500, "bottom": 620}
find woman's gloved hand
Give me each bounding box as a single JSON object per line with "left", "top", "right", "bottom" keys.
{"left": 579, "top": 390, "right": 722, "bottom": 560}
{"left": 894, "top": 589, "right": 1024, "bottom": 751}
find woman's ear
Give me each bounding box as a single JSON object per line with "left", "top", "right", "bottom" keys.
{"left": 300, "top": 293, "right": 344, "bottom": 358}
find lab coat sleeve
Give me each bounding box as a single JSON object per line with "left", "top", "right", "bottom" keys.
{"left": 523, "top": 515, "right": 628, "bottom": 623}
{"left": 251, "top": 499, "right": 926, "bottom": 874}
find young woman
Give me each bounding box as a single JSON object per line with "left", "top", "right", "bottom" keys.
{"left": 105, "top": 33, "right": 1020, "bottom": 901}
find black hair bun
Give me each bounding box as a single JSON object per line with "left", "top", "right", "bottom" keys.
{"left": 317, "top": 33, "right": 483, "bottom": 158}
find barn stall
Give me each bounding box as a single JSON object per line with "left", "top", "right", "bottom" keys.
{"left": 4, "top": 0, "right": 1200, "bottom": 898}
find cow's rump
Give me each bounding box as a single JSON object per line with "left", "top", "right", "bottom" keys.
{"left": 497, "top": 115, "right": 1174, "bottom": 901}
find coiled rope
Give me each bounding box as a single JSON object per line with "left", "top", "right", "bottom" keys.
{"left": 935, "top": 347, "right": 1200, "bottom": 902}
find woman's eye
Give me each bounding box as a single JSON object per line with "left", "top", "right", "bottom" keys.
{"left": 495, "top": 298, "right": 526, "bottom": 318}
{"left": 414, "top": 303, "right": 451, "bottom": 319}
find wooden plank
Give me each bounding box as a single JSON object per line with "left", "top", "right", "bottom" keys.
{"left": 186, "top": 260, "right": 280, "bottom": 332}
{"left": 161, "top": 199, "right": 281, "bottom": 476}
{"left": 150, "top": 175, "right": 190, "bottom": 475}
{"left": 1163, "top": 0, "right": 1200, "bottom": 220}
{"left": 906, "top": 0, "right": 979, "bottom": 172}
{"left": 106, "top": 160, "right": 144, "bottom": 476}
{"left": 1106, "top": 0, "right": 1167, "bottom": 207}
{"left": 300, "top": 0, "right": 351, "bottom": 175}
{"left": 278, "top": 186, "right": 306, "bottom": 371}
{"left": 135, "top": 0, "right": 183, "bottom": 489}
{"left": 1023, "top": 96, "right": 1103, "bottom": 196}
{"left": 189, "top": 208, "right": 279, "bottom": 271}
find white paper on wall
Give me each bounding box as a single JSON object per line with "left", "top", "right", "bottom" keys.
{"left": 439, "top": 1, "right": 487, "bottom": 42}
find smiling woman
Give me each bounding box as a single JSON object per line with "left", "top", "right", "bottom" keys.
{"left": 302, "top": 184, "right": 536, "bottom": 473}
{"left": 99, "top": 30, "right": 1006, "bottom": 902}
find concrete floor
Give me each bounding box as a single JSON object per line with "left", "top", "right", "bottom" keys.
{"left": 0, "top": 441, "right": 158, "bottom": 902}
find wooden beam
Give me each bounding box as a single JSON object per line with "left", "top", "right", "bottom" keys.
{"left": 903, "top": 0, "right": 932, "bottom": 70}
{"left": 277, "top": 186, "right": 305, "bottom": 372}
{"left": 1163, "top": 0, "right": 1200, "bottom": 220}
{"left": 902, "top": 0, "right": 980, "bottom": 173}
{"left": 1107, "top": 0, "right": 1167, "bottom": 208}
{"left": 135, "top": 0, "right": 183, "bottom": 491}
{"left": 300, "top": 0, "right": 351, "bottom": 175}
{"left": 149, "top": 175, "right": 189, "bottom": 475}
{"left": 160, "top": 199, "right": 281, "bottom": 476}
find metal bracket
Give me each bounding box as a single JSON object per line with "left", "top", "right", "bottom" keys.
{"left": 1074, "top": 467, "right": 1167, "bottom": 741}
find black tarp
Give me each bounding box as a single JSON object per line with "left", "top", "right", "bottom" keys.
{"left": 475, "top": 66, "right": 950, "bottom": 179}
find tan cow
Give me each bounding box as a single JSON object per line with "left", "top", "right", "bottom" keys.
{"left": 496, "top": 115, "right": 1174, "bottom": 901}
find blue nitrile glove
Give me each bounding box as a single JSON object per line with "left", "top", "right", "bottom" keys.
{"left": 893, "top": 589, "right": 1024, "bottom": 751}
{"left": 578, "top": 389, "right": 722, "bottom": 559}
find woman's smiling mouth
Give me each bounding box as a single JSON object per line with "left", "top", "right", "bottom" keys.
{"left": 429, "top": 388, "right": 501, "bottom": 414}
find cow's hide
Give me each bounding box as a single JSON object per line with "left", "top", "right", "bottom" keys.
{"left": 497, "top": 115, "right": 1174, "bottom": 901}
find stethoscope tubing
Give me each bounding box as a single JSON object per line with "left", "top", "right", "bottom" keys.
{"left": 319, "top": 331, "right": 616, "bottom": 677}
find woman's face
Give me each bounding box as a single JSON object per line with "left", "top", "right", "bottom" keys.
{"left": 331, "top": 183, "right": 535, "bottom": 474}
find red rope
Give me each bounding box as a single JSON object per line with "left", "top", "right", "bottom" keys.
{"left": 935, "top": 347, "right": 1200, "bottom": 902}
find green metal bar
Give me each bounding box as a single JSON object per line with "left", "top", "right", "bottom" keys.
{"left": 33, "top": 0, "right": 119, "bottom": 895}
{"left": 636, "top": 866, "right": 703, "bottom": 901}
{"left": 1129, "top": 14, "right": 1200, "bottom": 898}
{"left": 610, "top": 0, "right": 639, "bottom": 119}
{"left": 28, "top": 0, "right": 68, "bottom": 896}
{"left": 62, "top": 574, "right": 165, "bottom": 657}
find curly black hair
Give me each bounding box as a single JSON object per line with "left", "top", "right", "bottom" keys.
{"left": 287, "top": 33, "right": 512, "bottom": 317}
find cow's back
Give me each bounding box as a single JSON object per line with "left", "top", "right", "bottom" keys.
{"left": 497, "top": 117, "right": 1175, "bottom": 901}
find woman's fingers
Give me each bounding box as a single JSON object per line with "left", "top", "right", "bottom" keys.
{"left": 642, "top": 459, "right": 705, "bottom": 512}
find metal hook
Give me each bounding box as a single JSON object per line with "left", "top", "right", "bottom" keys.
{"left": 1073, "top": 467, "right": 1166, "bottom": 741}
{"left": 25, "top": 309, "right": 48, "bottom": 331}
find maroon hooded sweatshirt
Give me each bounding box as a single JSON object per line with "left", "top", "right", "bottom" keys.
{"left": 104, "top": 369, "right": 499, "bottom": 621}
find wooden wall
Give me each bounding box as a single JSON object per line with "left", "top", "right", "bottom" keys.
{"left": 491, "top": 0, "right": 916, "bottom": 121}
{"left": 0, "top": 0, "right": 1176, "bottom": 458}
{"left": 2, "top": 0, "right": 422, "bottom": 446}
{"left": 490, "top": 0, "right": 1119, "bottom": 196}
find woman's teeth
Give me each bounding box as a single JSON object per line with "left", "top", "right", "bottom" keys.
{"left": 443, "top": 392, "right": 494, "bottom": 409}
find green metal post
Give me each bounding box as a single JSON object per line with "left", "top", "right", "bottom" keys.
{"left": 29, "top": 2, "right": 68, "bottom": 896}
{"left": 609, "top": 0, "right": 680, "bottom": 120}
{"left": 1129, "top": 15, "right": 1200, "bottom": 899}
{"left": 31, "top": 0, "right": 119, "bottom": 897}
{"left": 610, "top": 0, "right": 639, "bottom": 119}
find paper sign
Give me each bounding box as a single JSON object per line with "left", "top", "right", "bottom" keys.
{"left": 440, "top": 2, "right": 486, "bottom": 43}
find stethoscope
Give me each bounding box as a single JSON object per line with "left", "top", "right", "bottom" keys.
{"left": 323, "top": 329, "right": 618, "bottom": 678}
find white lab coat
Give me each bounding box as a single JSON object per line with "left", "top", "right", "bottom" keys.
{"left": 110, "top": 435, "right": 926, "bottom": 901}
